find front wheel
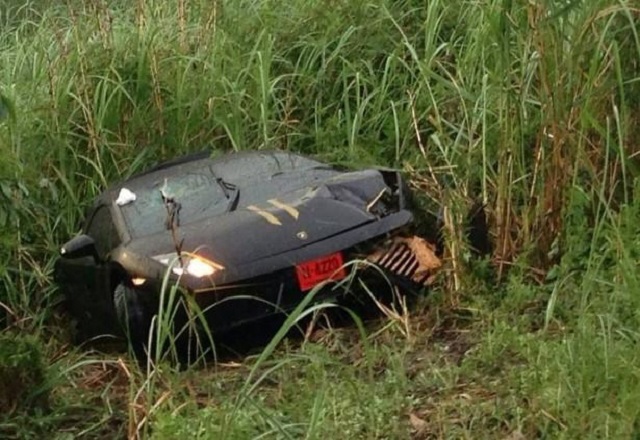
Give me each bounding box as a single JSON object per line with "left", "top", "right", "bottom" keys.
{"left": 113, "top": 284, "right": 151, "bottom": 360}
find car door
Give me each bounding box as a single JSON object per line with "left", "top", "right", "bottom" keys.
{"left": 56, "top": 204, "right": 123, "bottom": 341}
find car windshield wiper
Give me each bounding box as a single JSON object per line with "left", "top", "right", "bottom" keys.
{"left": 218, "top": 178, "right": 239, "bottom": 212}
{"left": 209, "top": 166, "right": 239, "bottom": 212}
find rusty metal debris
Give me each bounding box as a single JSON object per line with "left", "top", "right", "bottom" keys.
{"left": 368, "top": 236, "right": 442, "bottom": 286}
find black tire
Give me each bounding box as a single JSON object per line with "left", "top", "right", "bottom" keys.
{"left": 113, "top": 284, "right": 151, "bottom": 360}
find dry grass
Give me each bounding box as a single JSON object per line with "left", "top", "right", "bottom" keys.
{"left": 1, "top": 0, "right": 640, "bottom": 438}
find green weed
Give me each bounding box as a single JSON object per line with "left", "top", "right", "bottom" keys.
{"left": 1, "top": 0, "right": 639, "bottom": 437}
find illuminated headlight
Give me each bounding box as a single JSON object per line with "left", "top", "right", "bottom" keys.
{"left": 152, "top": 252, "right": 223, "bottom": 278}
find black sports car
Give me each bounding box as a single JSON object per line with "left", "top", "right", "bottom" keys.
{"left": 55, "top": 151, "right": 441, "bottom": 357}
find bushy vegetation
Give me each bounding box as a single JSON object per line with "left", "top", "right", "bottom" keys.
{"left": 1, "top": 0, "right": 639, "bottom": 437}
{"left": 0, "top": 333, "right": 48, "bottom": 415}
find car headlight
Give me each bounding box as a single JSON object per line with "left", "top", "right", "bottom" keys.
{"left": 152, "top": 252, "right": 224, "bottom": 278}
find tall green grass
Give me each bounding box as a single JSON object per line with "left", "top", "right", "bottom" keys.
{"left": 1, "top": 0, "right": 640, "bottom": 437}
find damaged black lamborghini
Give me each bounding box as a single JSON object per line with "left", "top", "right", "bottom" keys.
{"left": 54, "top": 150, "right": 442, "bottom": 357}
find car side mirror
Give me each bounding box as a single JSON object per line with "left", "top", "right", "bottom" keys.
{"left": 60, "top": 234, "right": 99, "bottom": 260}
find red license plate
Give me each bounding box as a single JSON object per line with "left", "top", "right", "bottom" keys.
{"left": 295, "top": 252, "right": 347, "bottom": 291}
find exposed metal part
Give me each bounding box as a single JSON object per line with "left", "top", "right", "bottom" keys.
{"left": 368, "top": 236, "right": 442, "bottom": 286}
